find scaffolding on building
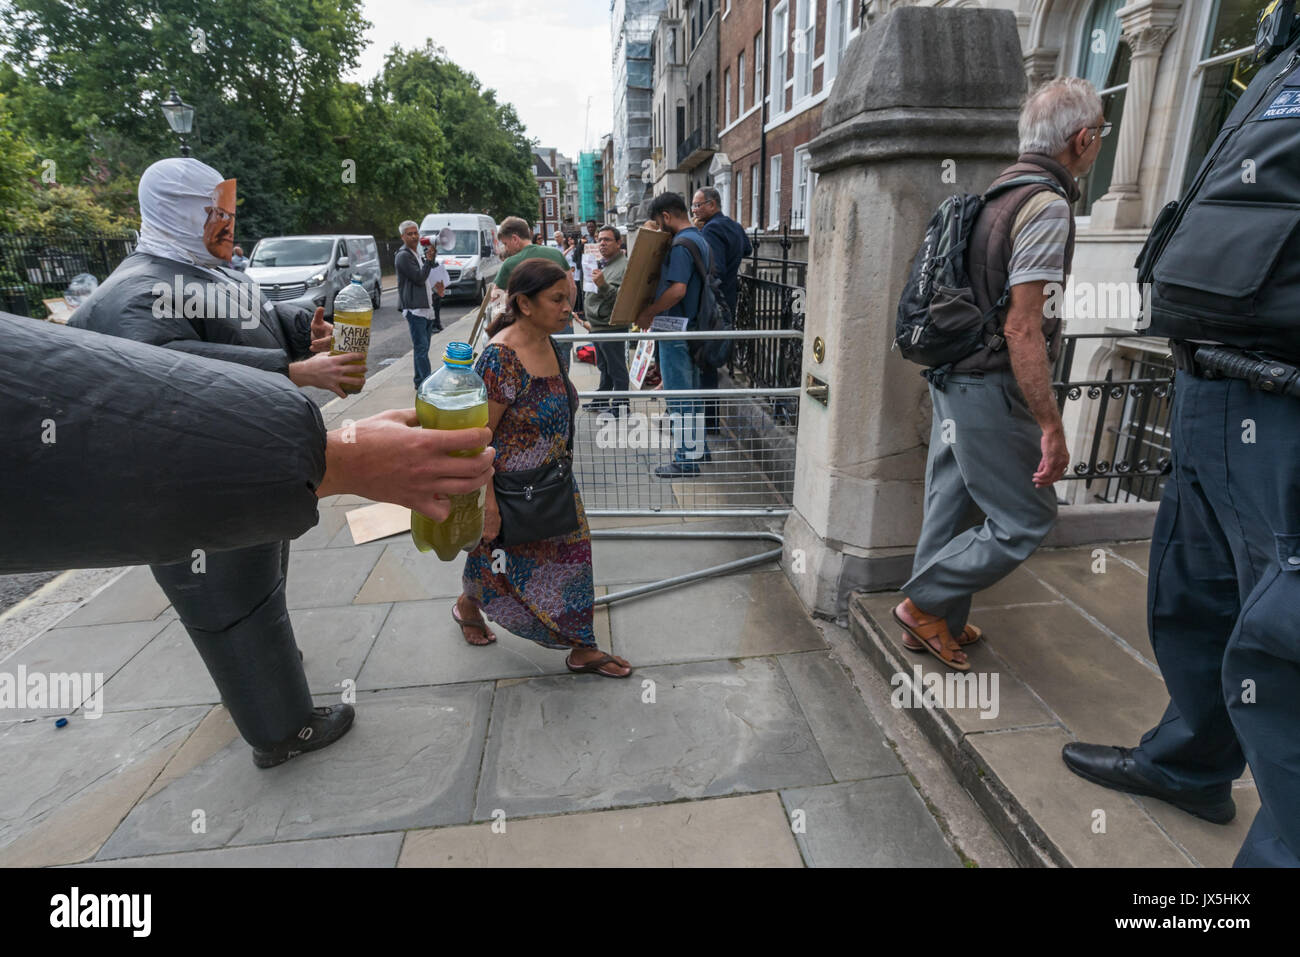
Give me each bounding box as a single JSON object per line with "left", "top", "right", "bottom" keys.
{"left": 611, "top": 0, "right": 666, "bottom": 224}
{"left": 578, "top": 152, "right": 604, "bottom": 222}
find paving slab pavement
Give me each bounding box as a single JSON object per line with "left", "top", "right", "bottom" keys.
{"left": 2, "top": 344, "right": 1002, "bottom": 868}
{"left": 850, "top": 542, "right": 1262, "bottom": 868}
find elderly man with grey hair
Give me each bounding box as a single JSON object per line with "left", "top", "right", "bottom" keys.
{"left": 396, "top": 218, "right": 439, "bottom": 388}
{"left": 893, "top": 76, "right": 1106, "bottom": 671}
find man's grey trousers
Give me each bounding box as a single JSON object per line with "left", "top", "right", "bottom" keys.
{"left": 903, "top": 369, "right": 1058, "bottom": 636}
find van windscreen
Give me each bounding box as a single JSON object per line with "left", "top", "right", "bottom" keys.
{"left": 250, "top": 238, "right": 334, "bottom": 267}
{"left": 423, "top": 230, "right": 480, "bottom": 255}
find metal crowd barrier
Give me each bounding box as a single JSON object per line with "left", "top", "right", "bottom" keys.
{"left": 552, "top": 329, "right": 802, "bottom": 606}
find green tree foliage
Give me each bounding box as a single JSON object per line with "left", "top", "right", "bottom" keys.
{"left": 0, "top": 1, "right": 539, "bottom": 243}
{"left": 380, "top": 42, "right": 538, "bottom": 222}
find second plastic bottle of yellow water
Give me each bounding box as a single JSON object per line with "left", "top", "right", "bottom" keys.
{"left": 412, "top": 342, "right": 489, "bottom": 560}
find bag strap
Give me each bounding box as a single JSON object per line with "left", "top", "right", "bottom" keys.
{"left": 548, "top": 336, "right": 576, "bottom": 455}
{"left": 979, "top": 174, "right": 1071, "bottom": 351}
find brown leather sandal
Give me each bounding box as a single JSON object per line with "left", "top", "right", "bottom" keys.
{"left": 452, "top": 604, "right": 496, "bottom": 646}
{"left": 903, "top": 622, "right": 982, "bottom": 651}
{"left": 565, "top": 652, "right": 633, "bottom": 678}
{"left": 892, "top": 599, "right": 971, "bottom": 672}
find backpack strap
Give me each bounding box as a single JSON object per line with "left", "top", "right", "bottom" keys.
{"left": 979, "top": 174, "right": 1071, "bottom": 351}
{"left": 671, "top": 234, "right": 714, "bottom": 322}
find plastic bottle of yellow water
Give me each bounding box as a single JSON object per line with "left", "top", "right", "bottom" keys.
{"left": 412, "top": 342, "right": 489, "bottom": 560}
{"left": 331, "top": 278, "right": 372, "bottom": 394}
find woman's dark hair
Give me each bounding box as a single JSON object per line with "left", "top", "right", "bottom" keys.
{"left": 486, "top": 258, "right": 569, "bottom": 336}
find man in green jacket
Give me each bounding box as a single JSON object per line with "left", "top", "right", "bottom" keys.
{"left": 581, "top": 224, "right": 629, "bottom": 410}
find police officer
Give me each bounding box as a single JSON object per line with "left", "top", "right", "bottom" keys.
{"left": 1062, "top": 3, "right": 1300, "bottom": 867}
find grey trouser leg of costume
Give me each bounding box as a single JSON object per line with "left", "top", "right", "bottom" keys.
{"left": 151, "top": 541, "right": 313, "bottom": 750}
{"left": 903, "top": 371, "right": 1058, "bottom": 635}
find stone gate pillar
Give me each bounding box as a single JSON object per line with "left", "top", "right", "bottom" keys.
{"left": 782, "top": 6, "right": 1030, "bottom": 619}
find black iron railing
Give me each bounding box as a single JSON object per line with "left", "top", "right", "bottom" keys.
{"left": 1053, "top": 333, "right": 1175, "bottom": 503}
{"left": 0, "top": 233, "right": 138, "bottom": 318}
{"left": 676, "top": 129, "right": 703, "bottom": 166}
{"left": 730, "top": 225, "right": 807, "bottom": 412}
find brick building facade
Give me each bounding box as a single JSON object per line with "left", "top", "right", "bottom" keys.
{"left": 717, "top": 0, "right": 862, "bottom": 231}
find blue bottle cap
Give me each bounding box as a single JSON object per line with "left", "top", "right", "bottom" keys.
{"left": 55, "top": 717, "right": 68, "bottom": 728}
{"left": 442, "top": 341, "right": 474, "bottom": 367}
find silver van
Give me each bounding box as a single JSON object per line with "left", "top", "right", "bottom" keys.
{"left": 418, "top": 213, "right": 500, "bottom": 302}
{"left": 245, "top": 235, "right": 383, "bottom": 317}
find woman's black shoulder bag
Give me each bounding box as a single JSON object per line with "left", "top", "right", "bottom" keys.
{"left": 491, "top": 338, "right": 581, "bottom": 546}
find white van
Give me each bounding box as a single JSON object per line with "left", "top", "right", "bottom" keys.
{"left": 245, "top": 235, "right": 382, "bottom": 317}
{"left": 418, "top": 213, "right": 500, "bottom": 302}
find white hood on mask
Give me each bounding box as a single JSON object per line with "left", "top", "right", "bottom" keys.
{"left": 135, "top": 157, "right": 227, "bottom": 269}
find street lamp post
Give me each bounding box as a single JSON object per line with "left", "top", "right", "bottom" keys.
{"left": 160, "top": 88, "right": 195, "bottom": 157}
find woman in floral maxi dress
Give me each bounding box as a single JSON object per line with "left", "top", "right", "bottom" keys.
{"left": 452, "top": 259, "right": 632, "bottom": 678}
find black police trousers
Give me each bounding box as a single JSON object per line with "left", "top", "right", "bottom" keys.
{"left": 150, "top": 541, "right": 312, "bottom": 750}
{"left": 1132, "top": 371, "right": 1300, "bottom": 867}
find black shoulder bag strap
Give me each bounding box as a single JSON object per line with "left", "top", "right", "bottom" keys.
{"left": 549, "top": 336, "right": 576, "bottom": 457}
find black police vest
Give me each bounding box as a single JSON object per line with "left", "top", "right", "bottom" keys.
{"left": 1138, "top": 38, "right": 1300, "bottom": 362}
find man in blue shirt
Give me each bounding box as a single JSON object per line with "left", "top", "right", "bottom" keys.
{"left": 693, "top": 186, "right": 751, "bottom": 432}
{"left": 635, "top": 191, "right": 711, "bottom": 477}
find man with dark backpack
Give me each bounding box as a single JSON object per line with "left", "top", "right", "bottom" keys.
{"left": 891, "top": 77, "right": 1105, "bottom": 672}
{"left": 635, "top": 191, "right": 718, "bottom": 477}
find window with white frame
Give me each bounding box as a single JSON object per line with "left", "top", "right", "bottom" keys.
{"left": 735, "top": 169, "right": 744, "bottom": 223}
{"left": 754, "top": 35, "right": 763, "bottom": 112}
{"left": 738, "top": 51, "right": 746, "bottom": 113}
{"left": 1072, "top": 0, "right": 1131, "bottom": 216}
{"left": 771, "top": 3, "right": 788, "bottom": 115}
{"left": 751, "top": 162, "right": 760, "bottom": 227}
{"left": 769, "top": 153, "right": 782, "bottom": 228}
{"left": 826, "top": 0, "right": 850, "bottom": 85}
{"left": 725, "top": 67, "right": 732, "bottom": 125}
{"left": 793, "top": 0, "right": 815, "bottom": 102}
{"left": 545, "top": 197, "right": 555, "bottom": 217}
{"left": 791, "top": 149, "right": 810, "bottom": 230}
{"left": 1180, "top": 0, "right": 1263, "bottom": 194}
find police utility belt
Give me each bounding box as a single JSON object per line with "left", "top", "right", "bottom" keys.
{"left": 1171, "top": 341, "right": 1300, "bottom": 400}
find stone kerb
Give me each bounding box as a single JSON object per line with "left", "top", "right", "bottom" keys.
{"left": 784, "top": 6, "right": 1029, "bottom": 618}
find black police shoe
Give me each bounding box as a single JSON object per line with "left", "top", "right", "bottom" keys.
{"left": 253, "top": 704, "right": 355, "bottom": 769}
{"left": 1061, "top": 742, "right": 1235, "bottom": 824}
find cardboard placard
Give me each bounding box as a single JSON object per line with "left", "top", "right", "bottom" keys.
{"left": 42, "top": 298, "right": 74, "bottom": 323}
{"left": 609, "top": 227, "right": 670, "bottom": 328}
{"left": 346, "top": 502, "right": 411, "bottom": 545}
{"left": 629, "top": 338, "right": 656, "bottom": 389}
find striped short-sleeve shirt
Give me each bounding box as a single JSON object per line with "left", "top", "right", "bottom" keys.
{"left": 1006, "top": 191, "right": 1071, "bottom": 286}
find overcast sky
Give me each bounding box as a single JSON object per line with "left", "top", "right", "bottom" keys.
{"left": 353, "top": 0, "right": 615, "bottom": 160}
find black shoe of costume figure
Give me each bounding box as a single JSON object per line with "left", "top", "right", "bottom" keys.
{"left": 253, "top": 704, "right": 355, "bottom": 769}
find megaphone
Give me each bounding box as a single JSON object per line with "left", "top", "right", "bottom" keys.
{"left": 435, "top": 227, "right": 457, "bottom": 252}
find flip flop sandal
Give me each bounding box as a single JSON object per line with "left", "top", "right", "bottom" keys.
{"left": 891, "top": 604, "right": 971, "bottom": 672}
{"left": 452, "top": 606, "right": 496, "bottom": 645}
{"left": 902, "top": 622, "right": 982, "bottom": 651}
{"left": 565, "top": 652, "right": 633, "bottom": 678}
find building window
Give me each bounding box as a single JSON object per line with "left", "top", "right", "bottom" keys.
{"left": 735, "top": 169, "right": 743, "bottom": 224}
{"left": 755, "top": 35, "right": 763, "bottom": 112}
{"left": 1074, "top": 0, "right": 1130, "bottom": 216}
{"left": 826, "top": 0, "right": 849, "bottom": 84}
{"left": 545, "top": 197, "right": 555, "bottom": 218}
{"left": 724, "top": 67, "right": 732, "bottom": 125}
{"left": 769, "top": 153, "right": 782, "bottom": 228}
{"left": 1180, "top": 0, "right": 1263, "bottom": 195}
{"left": 791, "top": 148, "right": 815, "bottom": 230}
{"left": 771, "top": 3, "right": 789, "bottom": 115}
{"left": 751, "top": 162, "right": 760, "bottom": 227}
{"left": 738, "top": 50, "right": 747, "bottom": 112}
{"left": 705, "top": 71, "right": 713, "bottom": 138}
{"left": 793, "top": 0, "right": 815, "bottom": 101}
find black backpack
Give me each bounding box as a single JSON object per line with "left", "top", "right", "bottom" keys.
{"left": 673, "top": 234, "right": 733, "bottom": 369}
{"left": 895, "top": 174, "right": 1065, "bottom": 371}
